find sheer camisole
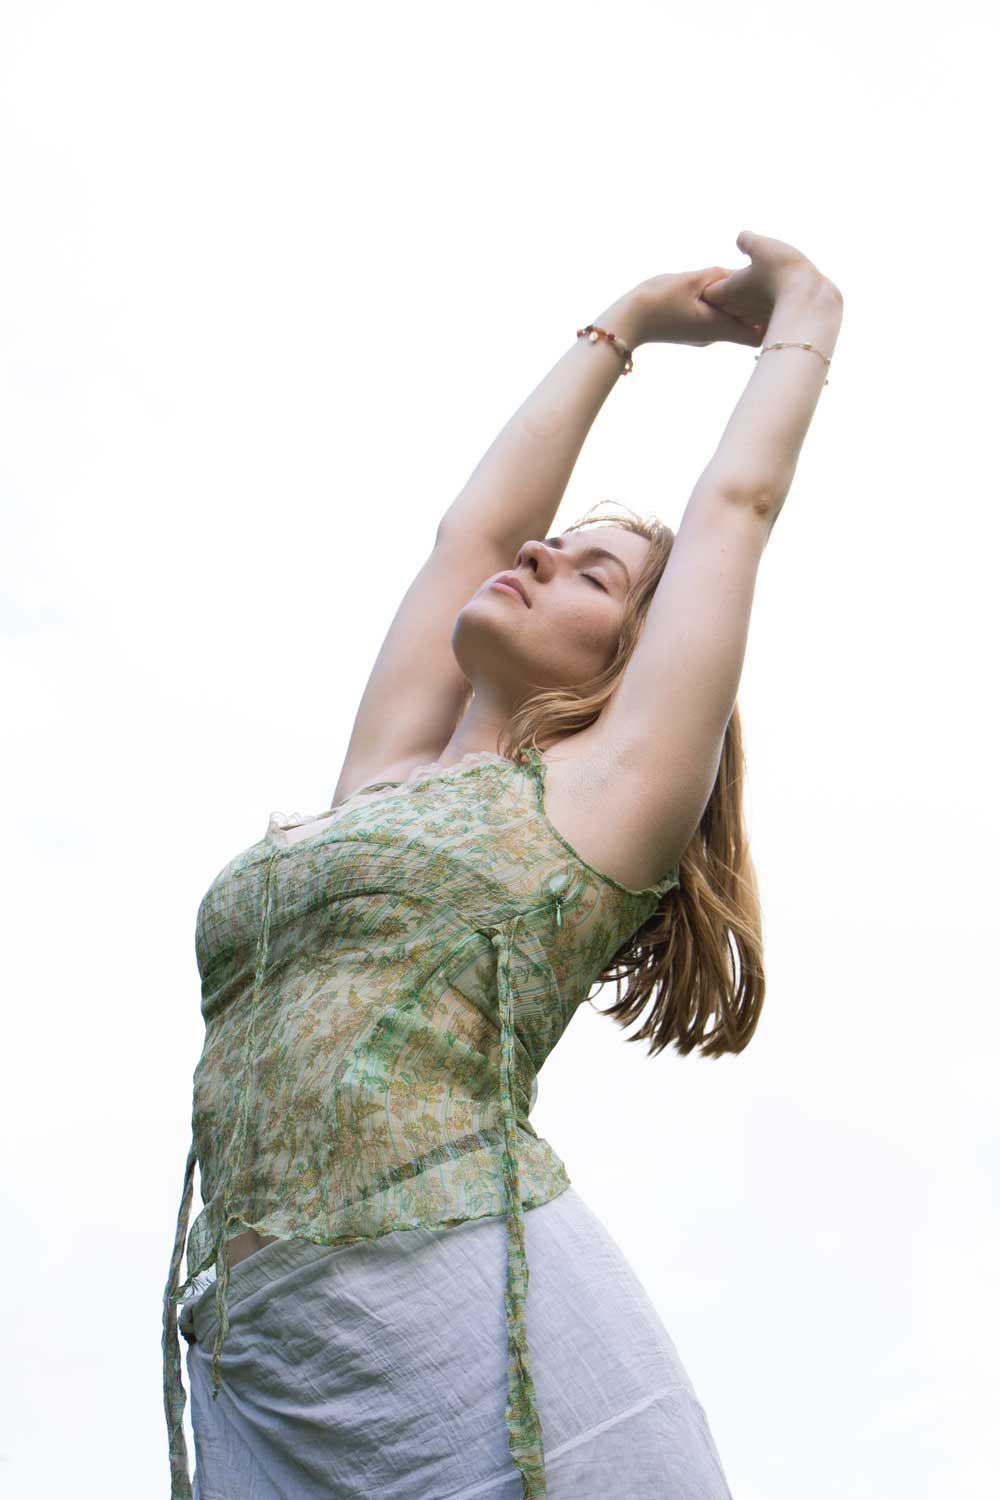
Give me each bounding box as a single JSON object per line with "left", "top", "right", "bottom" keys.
{"left": 162, "top": 746, "right": 680, "bottom": 1499}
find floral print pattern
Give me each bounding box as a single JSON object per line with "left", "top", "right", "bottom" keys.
{"left": 162, "top": 748, "right": 679, "bottom": 1499}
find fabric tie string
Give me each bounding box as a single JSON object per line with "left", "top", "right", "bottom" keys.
{"left": 162, "top": 1139, "right": 198, "bottom": 1499}
{"left": 490, "top": 914, "right": 548, "bottom": 1498}
{"left": 212, "top": 846, "right": 280, "bottom": 1397}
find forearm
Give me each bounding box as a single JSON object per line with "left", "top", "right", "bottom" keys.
{"left": 696, "top": 271, "right": 844, "bottom": 516}
{"left": 436, "top": 291, "right": 643, "bottom": 553}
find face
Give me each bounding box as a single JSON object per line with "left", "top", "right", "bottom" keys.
{"left": 452, "top": 526, "right": 651, "bottom": 704}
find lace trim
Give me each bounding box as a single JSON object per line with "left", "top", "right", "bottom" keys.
{"left": 268, "top": 750, "right": 513, "bottom": 836}
{"left": 271, "top": 748, "right": 680, "bottom": 899}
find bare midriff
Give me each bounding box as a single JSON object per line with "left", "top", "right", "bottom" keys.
{"left": 224, "top": 1228, "right": 280, "bottom": 1269}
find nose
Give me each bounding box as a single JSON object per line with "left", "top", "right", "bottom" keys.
{"left": 514, "top": 539, "right": 555, "bottom": 578}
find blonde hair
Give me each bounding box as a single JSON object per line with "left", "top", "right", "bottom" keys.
{"left": 476, "top": 499, "right": 766, "bottom": 1059}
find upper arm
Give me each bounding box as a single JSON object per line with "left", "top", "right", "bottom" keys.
{"left": 331, "top": 527, "right": 515, "bottom": 807}
{"left": 591, "top": 489, "right": 773, "bottom": 871}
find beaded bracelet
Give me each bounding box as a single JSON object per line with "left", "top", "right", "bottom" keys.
{"left": 576, "top": 324, "right": 633, "bottom": 374}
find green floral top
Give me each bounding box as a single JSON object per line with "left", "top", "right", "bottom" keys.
{"left": 162, "top": 747, "right": 679, "bottom": 1499}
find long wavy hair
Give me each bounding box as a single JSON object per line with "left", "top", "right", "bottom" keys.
{"left": 458, "top": 499, "right": 766, "bottom": 1060}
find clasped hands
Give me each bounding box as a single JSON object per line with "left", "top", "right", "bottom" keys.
{"left": 625, "top": 267, "right": 769, "bottom": 349}
{"left": 614, "top": 230, "right": 831, "bottom": 351}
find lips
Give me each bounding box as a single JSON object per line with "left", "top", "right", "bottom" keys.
{"left": 493, "top": 574, "right": 530, "bottom": 606}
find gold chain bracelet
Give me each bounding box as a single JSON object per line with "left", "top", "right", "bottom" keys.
{"left": 755, "top": 339, "right": 831, "bottom": 386}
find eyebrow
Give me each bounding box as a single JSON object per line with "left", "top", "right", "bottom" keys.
{"left": 544, "top": 536, "right": 632, "bottom": 589}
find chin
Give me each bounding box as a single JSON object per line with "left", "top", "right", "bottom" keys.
{"left": 454, "top": 623, "right": 531, "bottom": 680}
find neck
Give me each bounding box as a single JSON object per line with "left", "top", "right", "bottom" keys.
{"left": 435, "top": 691, "right": 515, "bottom": 767}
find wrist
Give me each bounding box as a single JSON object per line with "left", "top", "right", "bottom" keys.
{"left": 591, "top": 288, "right": 649, "bottom": 355}
{"left": 774, "top": 266, "right": 843, "bottom": 314}
{"left": 765, "top": 270, "right": 843, "bottom": 361}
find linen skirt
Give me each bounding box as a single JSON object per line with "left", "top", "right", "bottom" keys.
{"left": 177, "top": 1185, "right": 734, "bottom": 1499}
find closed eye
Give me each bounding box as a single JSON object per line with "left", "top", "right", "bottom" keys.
{"left": 582, "top": 573, "right": 607, "bottom": 591}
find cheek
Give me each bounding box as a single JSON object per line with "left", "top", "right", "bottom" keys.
{"left": 556, "top": 602, "right": 615, "bottom": 658}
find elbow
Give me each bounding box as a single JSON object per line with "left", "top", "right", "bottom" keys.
{"left": 695, "top": 463, "right": 790, "bottom": 521}
{"left": 710, "top": 483, "right": 787, "bottom": 525}
{"left": 746, "top": 488, "right": 783, "bottom": 522}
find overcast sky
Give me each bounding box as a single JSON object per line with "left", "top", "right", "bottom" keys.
{"left": 3, "top": 3, "right": 996, "bottom": 1497}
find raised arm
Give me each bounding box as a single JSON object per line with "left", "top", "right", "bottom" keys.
{"left": 694, "top": 246, "right": 844, "bottom": 523}
{"left": 331, "top": 290, "right": 645, "bottom": 803}
{"left": 591, "top": 240, "right": 845, "bottom": 878}
{"left": 435, "top": 291, "right": 645, "bottom": 550}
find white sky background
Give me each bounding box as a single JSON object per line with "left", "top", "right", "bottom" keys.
{"left": 2, "top": 2, "right": 996, "bottom": 1496}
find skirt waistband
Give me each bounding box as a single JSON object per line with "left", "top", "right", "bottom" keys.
{"left": 178, "top": 1235, "right": 342, "bottom": 1347}
{"left": 177, "top": 1211, "right": 509, "bottom": 1348}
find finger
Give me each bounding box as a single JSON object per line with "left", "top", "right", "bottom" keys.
{"left": 705, "top": 264, "right": 751, "bottom": 296}
{"left": 700, "top": 275, "right": 731, "bottom": 305}
{"left": 702, "top": 303, "right": 764, "bottom": 347}
{"left": 729, "top": 323, "right": 766, "bottom": 347}
{"left": 713, "top": 316, "right": 762, "bottom": 347}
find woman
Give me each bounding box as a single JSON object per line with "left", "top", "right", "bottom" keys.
{"left": 163, "top": 229, "right": 843, "bottom": 1499}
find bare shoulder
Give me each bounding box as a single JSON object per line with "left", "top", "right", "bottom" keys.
{"left": 332, "top": 725, "right": 698, "bottom": 890}
{"left": 537, "top": 728, "right": 688, "bottom": 893}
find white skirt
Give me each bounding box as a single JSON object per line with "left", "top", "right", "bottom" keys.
{"left": 177, "top": 1185, "right": 734, "bottom": 1499}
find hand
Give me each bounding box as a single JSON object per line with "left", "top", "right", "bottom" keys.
{"left": 699, "top": 230, "right": 830, "bottom": 332}
{"left": 627, "top": 265, "right": 770, "bottom": 350}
